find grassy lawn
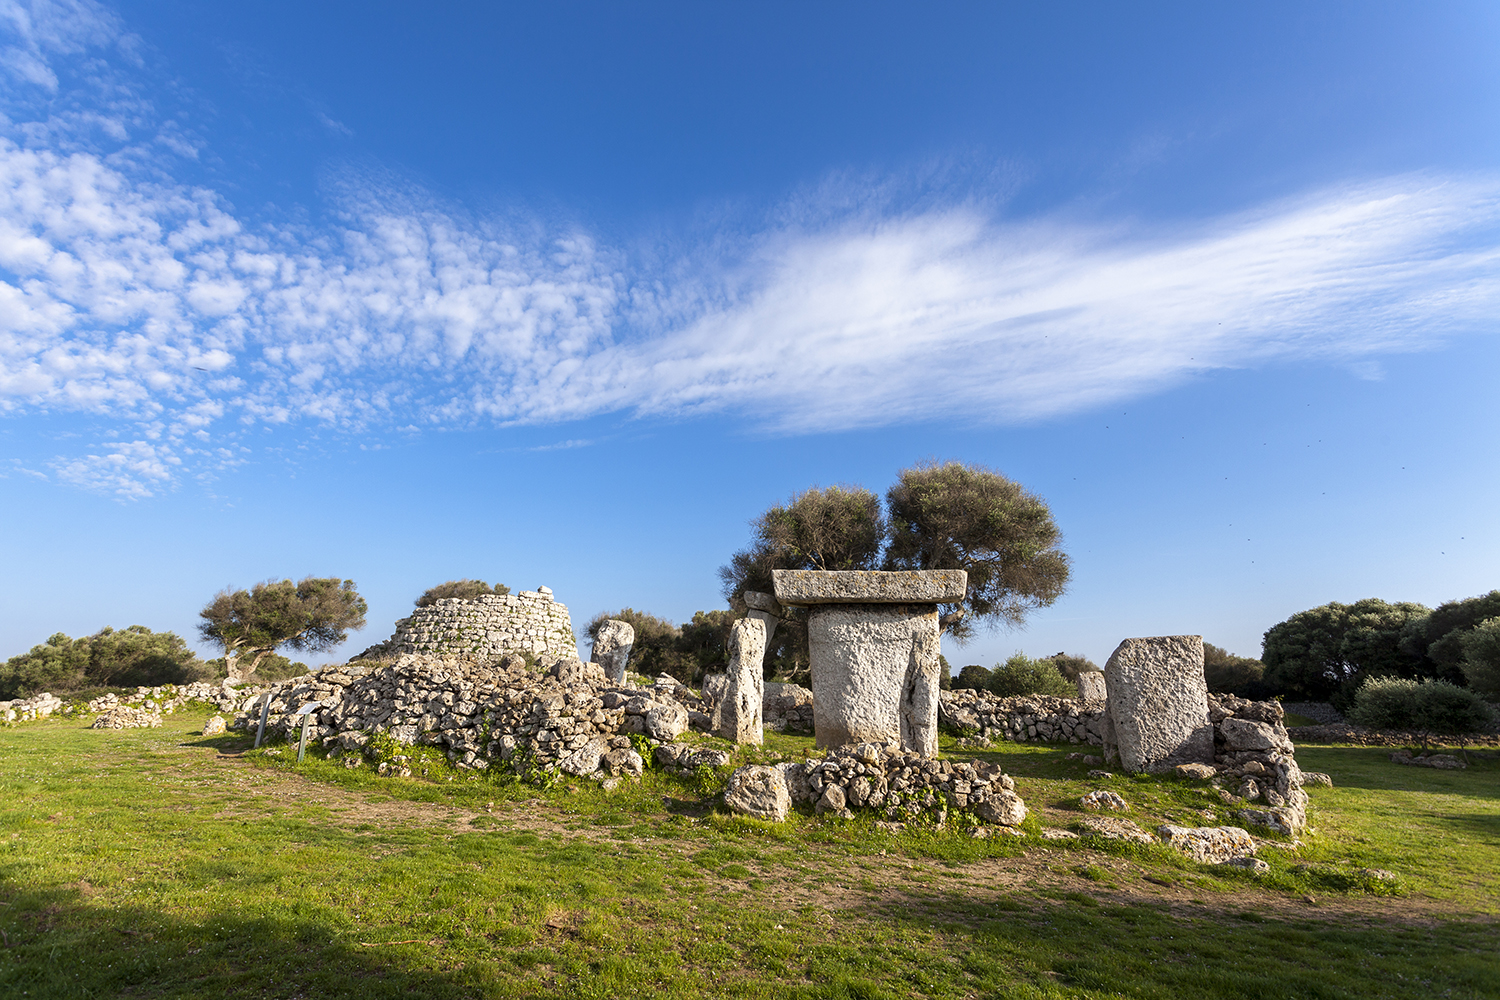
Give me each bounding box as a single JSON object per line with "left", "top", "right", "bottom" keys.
{"left": 1, "top": 710, "right": 1496, "bottom": 998}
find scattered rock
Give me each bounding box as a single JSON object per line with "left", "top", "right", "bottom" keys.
{"left": 1301, "top": 771, "right": 1333, "bottom": 787}
{"left": 1173, "top": 763, "right": 1217, "bottom": 780}
{"left": 1218, "top": 857, "right": 1270, "bottom": 874}
{"left": 1087, "top": 769, "right": 1115, "bottom": 779}
{"left": 1079, "top": 789, "right": 1130, "bottom": 812}
{"left": 1390, "top": 750, "right": 1466, "bottom": 770}
{"left": 202, "top": 716, "right": 227, "bottom": 736}
{"left": 1041, "top": 827, "right": 1080, "bottom": 841}
{"left": 1157, "top": 824, "right": 1256, "bottom": 864}
{"left": 724, "top": 765, "right": 792, "bottom": 822}
{"left": 1076, "top": 816, "right": 1154, "bottom": 844}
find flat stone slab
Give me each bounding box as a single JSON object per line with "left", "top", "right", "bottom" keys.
{"left": 773, "top": 569, "right": 966, "bottom": 605}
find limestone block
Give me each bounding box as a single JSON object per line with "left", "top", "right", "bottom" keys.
{"left": 1157, "top": 824, "right": 1256, "bottom": 865}
{"left": 1103, "top": 635, "right": 1213, "bottom": 773}
{"left": 1076, "top": 671, "right": 1107, "bottom": 701}
{"left": 645, "top": 703, "right": 689, "bottom": 742}
{"left": 775, "top": 761, "right": 813, "bottom": 804}
{"left": 973, "top": 789, "right": 1027, "bottom": 826}
{"left": 807, "top": 603, "right": 938, "bottom": 751}
{"left": 724, "top": 764, "right": 792, "bottom": 822}
{"left": 898, "top": 629, "right": 941, "bottom": 757}
{"left": 585, "top": 617, "right": 633, "bottom": 689}
{"left": 716, "top": 618, "right": 765, "bottom": 744}
{"left": 1219, "top": 717, "right": 1293, "bottom": 754}
{"left": 773, "top": 569, "right": 967, "bottom": 605}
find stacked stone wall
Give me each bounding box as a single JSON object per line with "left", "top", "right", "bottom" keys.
{"left": 364, "top": 589, "right": 576, "bottom": 662}
{"left": 938, "top": 690, "right": 1108, "bottom": 744}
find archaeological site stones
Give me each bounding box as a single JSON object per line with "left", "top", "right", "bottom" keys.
{"left": 1101, "top": 635, "right": 1214, "bottom": 773}
{"left": 590, "top": 619, "right": 635, "bottom": 684}
{"left": 359, "top": 586, "right": 576, "bottom": 662}
{"left": 773, "top": 568, "right": 965, "bottom": 755}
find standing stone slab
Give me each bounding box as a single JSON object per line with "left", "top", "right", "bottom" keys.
{"left": 716, "top": 617, "right": 766, "bottom": 744}
{"left": 1076, "top": 670, "right": 1107, "bottom": 701}
{"left": 806, "top": 603, "right": 940, "bottom": 749}
{"left": 899, "top": 629, "right": 942, "bottom": 757}
{"left": 590, "top": 620, "right": 635, "bottom": 684}
{"left": 1103, "top": 635, "right": 1213, "bottom": 773}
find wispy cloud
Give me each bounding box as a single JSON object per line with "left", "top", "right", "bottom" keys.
{"left": 3, "top": 0, "right": 1500, "bottom": 497}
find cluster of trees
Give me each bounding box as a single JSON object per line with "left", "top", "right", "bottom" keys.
{"left": 0, "top": 627, "right": 208, "bottom": 699}
{"left": 584, "top": 609, "right": 737, "bottom": 685}
{"left": 719, "top": 461, "right": 1071, "bottom": 666}
{"left": 414, "top": 579, "right": 511, "bottom": 608}
{"left": 1261, "top": 591, "right": 1500, "bottom": 708}
{"left": 1203, "top": 643, "right": 1269, "bottom": 698}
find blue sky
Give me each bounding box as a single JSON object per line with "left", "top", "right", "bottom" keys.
{"left": 2, "top": 0, "right": 1498, "bottom": 670}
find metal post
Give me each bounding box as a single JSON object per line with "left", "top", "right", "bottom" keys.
{"left": 254, "top": 685, "right": 277, "bottom": 749}
{"left": 295, "top": 701, "right": 322, "bottom": 763}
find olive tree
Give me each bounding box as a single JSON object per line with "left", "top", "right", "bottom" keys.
{"left": 1460, "top": 617, "right": 1500, "bottom": 699}
{"left": 198, "top": 577, "right": 367, "bottom": 681}
{"left": 884, "top": 461, "right": 1070, "bottom": 641}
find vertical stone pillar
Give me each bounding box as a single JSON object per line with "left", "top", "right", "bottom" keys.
{"left": 716, "top": 617, "right": 766, "bottom": 744}
{"left": 590, "top": 620, "right": 635, "bottom": 685}
{"left": 899, "top": 629, "right": 942, "bottom": 757}
{"left": 1103, "top": 635, "right": 1213, "bottom": 773}
{"left": 1076, "top": 670, "right": 1107, "bottom": 701}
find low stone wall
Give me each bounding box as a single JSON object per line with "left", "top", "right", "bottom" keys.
{"left": 938, "top": 690, "right": 1108, "bottom": 744}
{"left": 359, "top": 589, "right": 577, "bottom": 662}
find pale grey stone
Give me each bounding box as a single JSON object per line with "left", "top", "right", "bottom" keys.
{"left": 773, "top": 569, "right": 967, "bottom": 604}
{"left": 1077, "top": 816, "right": 1154, "bottom": 843}
{"left": 590, "top": 620, "right": 635, "bottom": 684}
{"left": 559, "top": 738, "right": 608, "bottom": 776}
{"left": 1302, "top": 771, "right": 1333, "bottom": 788}
{"left": 807, "top": 603, "right": 939, "bottom": 750}
{"left": 898, "top": 628, "right": 941, "bottom": 757}
{"left": 743, "top": 590, "right": 781, "bottom": 613}
{"left": 973, "top": 789, "right": 1028, "bottom": 826}
{"left": 202, "top": 716, "right": 227, "bottom": 736}
{"left": 1156, "top": 824, "right": 1256, "bottom": 865}
{"left": 1080, "top": 789, "right": 1129, "bottom": 812}
{"left": 1174, "top": 763, "right": 1217, "bottom": 780}
{"left": 816, "top": 783, "right": 847, "bottom": 814}
{"left": 724, "top": 764, "right": 792, "bottom": 822}
{"left": 1076, "top": 671, "right": 1107, "bottom": 701}
{"left": 700, "top": 673, "right": 727, "bottom": 716}
{"left": 1219, "top": 717, "right": 1294, "bottom": 754}
{"left": 645, "top": 703, "right": 689, "bottom": 742}
{"left": 716, "top": 618, "right": 765, "bottom": 744}
{"left": 775, "top": 761, "right": 812, "bottom": 804}
{"left": 1219, "top": 857, "right": 1271, "bottom": 874}
{"left": 1103, "top": 635, "right": 1213, "bottom": 773}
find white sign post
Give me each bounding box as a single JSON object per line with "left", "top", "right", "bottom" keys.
{"left": 296, "top": 702, "right": 322, "bottom": 762}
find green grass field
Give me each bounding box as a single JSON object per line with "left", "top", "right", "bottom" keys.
{"left": 2, "top": 709, "right": 1496, "bottom": 999}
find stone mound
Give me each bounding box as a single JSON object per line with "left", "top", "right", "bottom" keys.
{"left": 90, "top": 706, "right": 163, "bottom": 729}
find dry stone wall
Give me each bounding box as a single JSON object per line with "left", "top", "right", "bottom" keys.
{"left": 361, "top": 588, "right": 577, "bottom": 662}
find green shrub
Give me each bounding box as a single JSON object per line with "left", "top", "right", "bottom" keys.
{"left": 1043, "top": 652, "right": 1099, "bottom": 682}
{"left": 1411, "top": 679, "right": 1493, "bottom": 744}
{"left": 1347, "top": 676, "right": 1420, "bottom": 730}
{"left": 0, "top": 627, "right": 206, "bottom": 699}
{"left": 985, "top": 653, "right": 1074, "bottom": 698}
{"left": 954, "top": 664, "right": 992, "bottom": 690}
{"left": 1459, "top": 617, "right": 1500, "bottom": 700}
{"left": 415, "top": 580, "right": 510, "bottom": 607}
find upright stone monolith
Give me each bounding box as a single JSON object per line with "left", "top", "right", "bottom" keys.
{"left": 590, "top": 619, "right": 635, "bottom": 685}
{"left": 715, "top": 617, "right": 766, "bottom": 744}
{"left": 899, "top": 629, "right": 942, "bottom": 757}
{"left": 1076, "top": 670, "right": 1107, "bottom": 701}
{"left": 1103, "top": 635, "right": 1213, "bottom": 773}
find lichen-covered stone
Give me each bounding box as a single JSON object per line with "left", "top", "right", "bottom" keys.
{"left": 590, "top": 619, "right": 634, "bottom": 684}
{"left": 1076, "top": 671, "right": 1107, "bottom": 701}
{"left": 773, "top": 569, "right": 967, "bottom": 604}
{"left": 1157, "top": 824, "right": 1256, "bottom": 864}
{"left": 808, "top": 604, "right": 938, "bottom": 750}
{"left": 1103, "top": 635, "right": 1214, "bottom": 773}
{"left": 724, "top": 764, "right": 792, "bottom": 822}
{"left": 716, "top": 618, "right": 765, "bottom": 744}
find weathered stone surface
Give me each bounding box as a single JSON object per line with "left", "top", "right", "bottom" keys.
{"left": 899, "top": 630, "right": 942, "bottom": 757}
{"left": 1103, "top": 635, "right": 1213, "bottom": 773}
{"left": 763, "top": 682, "right": 814, "bottom": 733}
{"left": 775, "top": 761, "right": 813, "bottom": 804}
{"left": 1080, "top": 789, "right": 1129, "bottom": 812}
{"left": 816, "top": 782, "right": 847, "bottom": 814}
{"left": 202, "top": 715, "right": 227, "bottom": 736}
{"left": 1173, "top": 762, "right": 1218, "bottom": 780}
{"left": 559, "top": 738, "right": 609, "bottom": 776}
{"left": 743, "top": 591, "right": 781, "bottom": 613}
{"left": 1302, "top": 771, "right": 1333, "bottom": 787}
{"left": 973, "top": 789, "right": 1027, "bottom": 826}
{"left": 724, "top": 764, "right": 792, "bottom": 822}
{"left": 1077, "top": 816, "right": 1154, "bottom": 844}
{"left": 359, "top": 589, "right": 576, "bottom": 663}
{"left": 590, "top": 620, "right": 635, "bottom": 684}
{"left": 645, "top": 703, "right": 689, "bottom": 741}
{"left": 1219, "top": 717, "right": 1293, "bottom": 754}
{"left": 550, "top": 658, "right": 608, "bottom": 686}
{"left": 1219, "top": 857, "right": 1270, "bottom": 874}
{"left": 1076, "top": 671, "right": 1107, "bottom": 701}
{"left": 1157, "top": 824, "right": 1256, "bottom": 864}
{"left": 716, "top": 618, "right": 766, "bottom": 744}
{"left": 90, "top": 706, "right": 162, "bottom": 729}
{"left": 773, "top": 569, "right": 967, "bottom": 605}
{"left": 808, "top": 603, "right": 939, "bottom": 750}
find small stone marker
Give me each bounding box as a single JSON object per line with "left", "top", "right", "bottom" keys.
{"left": 774, "top": 569, "right": 964, "bottom": 756}
{"left": 1102, "top": 635, "right": 1214, "bottom": 773}
{"left": 1076, "top": 670, "right": 1107, "bottom": 701}
{"left": 202, "top": 716, "right": 227, "bottom": 737}
{"left": 590, "top": 619, "right": 635, "bottom": 685}
{"left": 715, "top": 618, "right": 766, "bottom": 744}
{"left": 724, "top": 764, "right": 791, "bottom": 822}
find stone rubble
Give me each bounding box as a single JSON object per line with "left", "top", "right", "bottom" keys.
{"left": 90, "top": 706, "right": 164, "bottom": 729}
{"left": 723, "top": 764, "right": 792, "bottom": 822}
{"left": 1079, "top": 789, "right": 1129, "bottom": 812}
{"left": 762, "top": 682, "right": 815, "bottom": 733}
{"left": 1390, "top": 749, "right": 1467, "bottom": 770}
{"left": 0, "top": 692, "right": 64, "bottom": 722}
{"left": 1156, "top": 824, "right": 1257, "bottom": 864}
{"left": 1076, "top": 816, "right": 1155, "bottom": 844}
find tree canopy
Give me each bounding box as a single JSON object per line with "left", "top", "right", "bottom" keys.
{"left": 1203, "top": 643, "right": 1267, "bottom": 697}
{"left": 0, "top": 627, "right": 204, "bottom": 699}
{"left": 1399, "top": 590, "right": 1500, "bottom": 685}
{"left": 720, "top": 463, "right": 1070, "bottom": 644}
{"left": 1261, "top": 598, "right": 1432, "bottom": 705}
{"left": 198, "top": 577, "right": 367, "bottom": 681}
{"left": 1460, "top": 617, "right": 1500, "bottom": 699}
{"left": 585, "top": 608, "right": 738, "bottom": 685}
{"left": 415, "top": 579, "right": 511, "bottom": 608}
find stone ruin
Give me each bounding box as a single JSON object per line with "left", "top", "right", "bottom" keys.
{"left": 589, "top": 619, "right": 634, "bottom": 684}
{"left": 358, "top": 586, "right": 576, "bottom": 662}
{"left": 1101, "top": 635, "right": 1214, "bottom": 773}
{"left": 773, "top": 568, "right": 965, "bottom": 756}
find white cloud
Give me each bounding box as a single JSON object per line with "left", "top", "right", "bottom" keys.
{"left": 4, "top": 0, "right": 1500, "bottom": 495}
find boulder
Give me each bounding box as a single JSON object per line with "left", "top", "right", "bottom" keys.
{"left": 589, "top": 620, "right": 635, "bottom": 684}
{"left": 1103, "top": 635, "right": 1214, "bottom": 773}
{"left": 973, "top": 789, "right": 1028, "bottom": 826}
{"left": 1076, "top": 671, "right": 1107, "bottom": 701}
{"left": 202, "top": 716, "right": 227, "bottom": 736}
{"left": 775, "top": 761, "right": 813, "bottom": 804}
{"left": 1173, "top": 762, "right": 1217, "bottom": 780}
{"left": 1157, "top": 824, "right": 1257, "bottom": 865}
{"left": 558, "top": 738, "right": 609, "bottom": 776}
{"left": 1080, "top": 789, "right": 1129, "bottom": 812}
{"left": 1077, "top": 816, "right": 1154, "bottom": 844}
{"left": 645, "top": 703, "right": 689, "bottom": 741}
{"left": 1219, "top": 717, "right": 1293, "bottom": 754}
{"left": 724, "top": 764, "right": 792, "bottom": 822}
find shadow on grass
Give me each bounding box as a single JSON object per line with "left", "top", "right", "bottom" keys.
{"left": 0, "top": 880, "right": 477, "bottom": 1000}
{"left": 1295, "top": 746, "right": 1500, "bottom": 802}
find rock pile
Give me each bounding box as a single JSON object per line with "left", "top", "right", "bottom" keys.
{"left": 358, "top": 588, "right": 576, "bottom": 663}
{"left": 0, "top": 692, "right": 64, "bottom": 722}
{"left": 89, "top": 681, "right": 245, "bottom": 717}
{"left": 762, "top": 682, "right": 815, "bottom": 733}
{"left": 1203, "top": 693, "right": 1311, "bottom": 835}
{"left": 737, "top": 741, "right": 1028, "bottom": 827}
{"left": 938, "top": 690, "right": 1108, "bottom": 745}
{"left": 90, "top": 706, "right": 163, "bottom": 729}
{"left": 233, "top": 653, "right": 697, "bottom": 780}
